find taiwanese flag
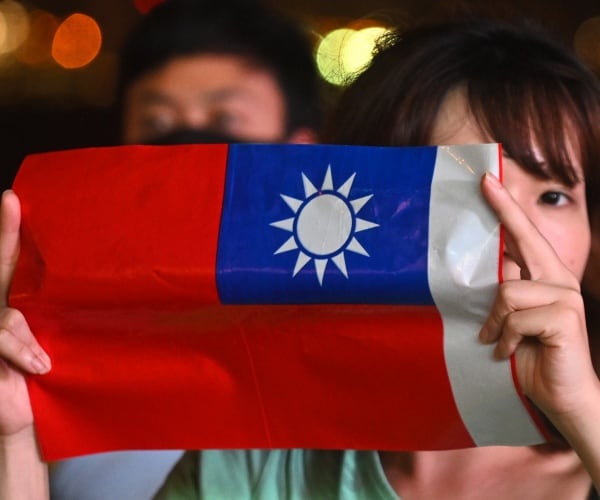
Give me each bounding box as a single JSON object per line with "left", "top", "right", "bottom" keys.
{"left": 9, "top": 144, "right": 548, "bottom": 460}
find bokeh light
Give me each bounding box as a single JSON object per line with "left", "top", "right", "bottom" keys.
{"left": 316, "top": 24, "right": 388, "bottom": 86}
{"left": 0, "top": 0, "right": 30, "bottom": 55}
{"left": 16, "top": 10, "right": 59, "bottom": 66}
{"left": 574, "top": 17, "right": 600, "bottom": 74}
{"left": 342, "top": 26, "right": 388, "bottom": 74}
{"left": 52, "top": 13, "right": 102, "bottom": 69}
{"left": 316, "top": 28, "right": 355, "bottom": 86}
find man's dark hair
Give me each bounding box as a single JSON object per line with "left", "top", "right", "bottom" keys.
{"left": 118, "top": 0, "right": 322, "bottom": 135}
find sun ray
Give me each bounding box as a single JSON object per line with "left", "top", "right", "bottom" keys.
{"left": 346, "top": 237, "right": 369, "bottom": 256}
{"left": 337, "top": 173, "right": 356, "bottom": 198}
{"left": 351, "top": 195, "right": 373, "bottom": 214}
{"left": 270, "top": 218, "right": 295, "bottom": 232}
{"left": 280, "top": 194, "right": 302, "bottom": 213}
{"left": 314, "top": 259, "right": 328, "bottom": 285}
{"left": 274, "top": 236, "right": 298, "bottom": 254}
{"left": 293, "top": 251, "right": 311, "bottom": 275}
{"left": 321, "top": 165, "right": 334, "bottom": 191}
{"left": 355, "top": 218, "right": 379, "bottom": 232}
{"left": 331, "top": 253, "right": 348, "bottom": 278}
{"left": 302, "top": 173, "right": 318, "bottom": 198}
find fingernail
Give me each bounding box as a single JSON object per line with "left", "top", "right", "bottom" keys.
{"left": 493, "top": 347, "right": 509, "bottom": 361}
{"left": 483, "top": 171, "right": 502, "bottom": 189}
{"left": 479, "top": 327, "right": 491, "bottom": 344}
{"left": 30, "top": 354, "right": 51, "bottom": 374}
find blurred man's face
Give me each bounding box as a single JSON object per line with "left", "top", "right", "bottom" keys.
{"left": 122, "top": 53, "right": 290, "bottom": 144}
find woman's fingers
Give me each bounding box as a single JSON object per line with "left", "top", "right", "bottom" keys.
{"left": 479, "top": 280, "right": 582, "bottom": 347}
{"left": 0, "top": 308, "right": 51, "bottom": 374}
{"left": 480, "top": 172, "right": 579, "bottom": 288}
{"left": 0, "top": 190, "right": 50, "bottom": 374}
{"left": 491, "top": 289, "right": 584, "bottom": 360}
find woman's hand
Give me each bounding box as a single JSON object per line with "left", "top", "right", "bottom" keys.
{"left": 479, "top": 172, "right": 596, "bottom": 421}
{"left": 479, "top": 172, "right": 600, "bottom": 485}
{"left": 0, "top": 190, "right": 50, "bottom": 437}
{"left": 0, "top": 190, "right": 50, "bottom": 499}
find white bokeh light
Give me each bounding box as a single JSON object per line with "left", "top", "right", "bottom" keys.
{"left": 0, "top": 0, "right": 29, "bottom": 55}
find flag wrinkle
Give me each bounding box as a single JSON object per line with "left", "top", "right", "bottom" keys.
{"left": 239, "top": 325, "right": 275, "bottom": 448}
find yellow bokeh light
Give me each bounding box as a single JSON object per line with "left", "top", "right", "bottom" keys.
{"left": 315, "top": 28, "right": 355, "bottom": 86}
{"left": 316, "top": 25, "right": 389, "bottom": 86}
{"left": 52, "top": 13, "right": 102, "bottom": 69}
{"left": 0, "top": 0, "right": 30, "bottom": 55}
{"left": 342, "top": 26, "right": 388, "bottom": 75}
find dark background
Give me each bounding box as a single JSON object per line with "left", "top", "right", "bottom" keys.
{"left": 2, "top": 0, "right": 600, "bottom": 191}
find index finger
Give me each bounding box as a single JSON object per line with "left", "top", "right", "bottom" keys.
{"left": 480, "top": 172, "right": 579, "bottom": 287}
{"left": 0, "top": 190, "right": 21, "bottom": 306}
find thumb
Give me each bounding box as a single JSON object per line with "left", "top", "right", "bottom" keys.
{"left": 0, "top": 190, "right": 21, "bottom": 306}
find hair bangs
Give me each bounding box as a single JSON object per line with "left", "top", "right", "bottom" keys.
{"left": 468, "top": 72, "right": 586, "bottom": 190}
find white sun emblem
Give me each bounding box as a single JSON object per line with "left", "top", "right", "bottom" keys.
{"left": 270, "top": 165, "right": 379, "bottom": 285}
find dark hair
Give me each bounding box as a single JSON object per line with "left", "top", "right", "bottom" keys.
{"left": 117, "top": 0, "right": 322, "bottom": 135}
{"left": 325, "top": 19, "right": 600, "bottom": 212}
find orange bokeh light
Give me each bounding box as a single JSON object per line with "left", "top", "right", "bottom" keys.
{"left": 17, "top": 10, "right": 59, "bottom": 66}
{"left": 52, "top": 13, "right": 102, "bottom": 69}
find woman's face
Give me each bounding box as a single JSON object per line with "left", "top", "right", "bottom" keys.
{"left": 429, "top": 88, "right": 591, "bottom": 282}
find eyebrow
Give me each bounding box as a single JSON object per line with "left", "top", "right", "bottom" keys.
{"left": 137, "top": 87, "right": 255, "bottom": 108}
{"left": 136, "top": 91, "right": 176, "bottom": 107}
{"left": 201, "top": 87, "right": 257, "bottom": 105}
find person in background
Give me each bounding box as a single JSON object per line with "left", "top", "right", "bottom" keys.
{"left": 118, "top": 0, "right": 322, "bottom": 145}
{"left": 48, "top": 1, "right": 323, "bottom": 498}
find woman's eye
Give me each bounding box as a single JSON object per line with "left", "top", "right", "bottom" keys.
{"left": 539, "top": 191, "right": 570, "bottom": 206}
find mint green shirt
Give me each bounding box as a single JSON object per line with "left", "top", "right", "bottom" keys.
{"left": 154, "top": 450, "right": 399, "bottom": 499}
